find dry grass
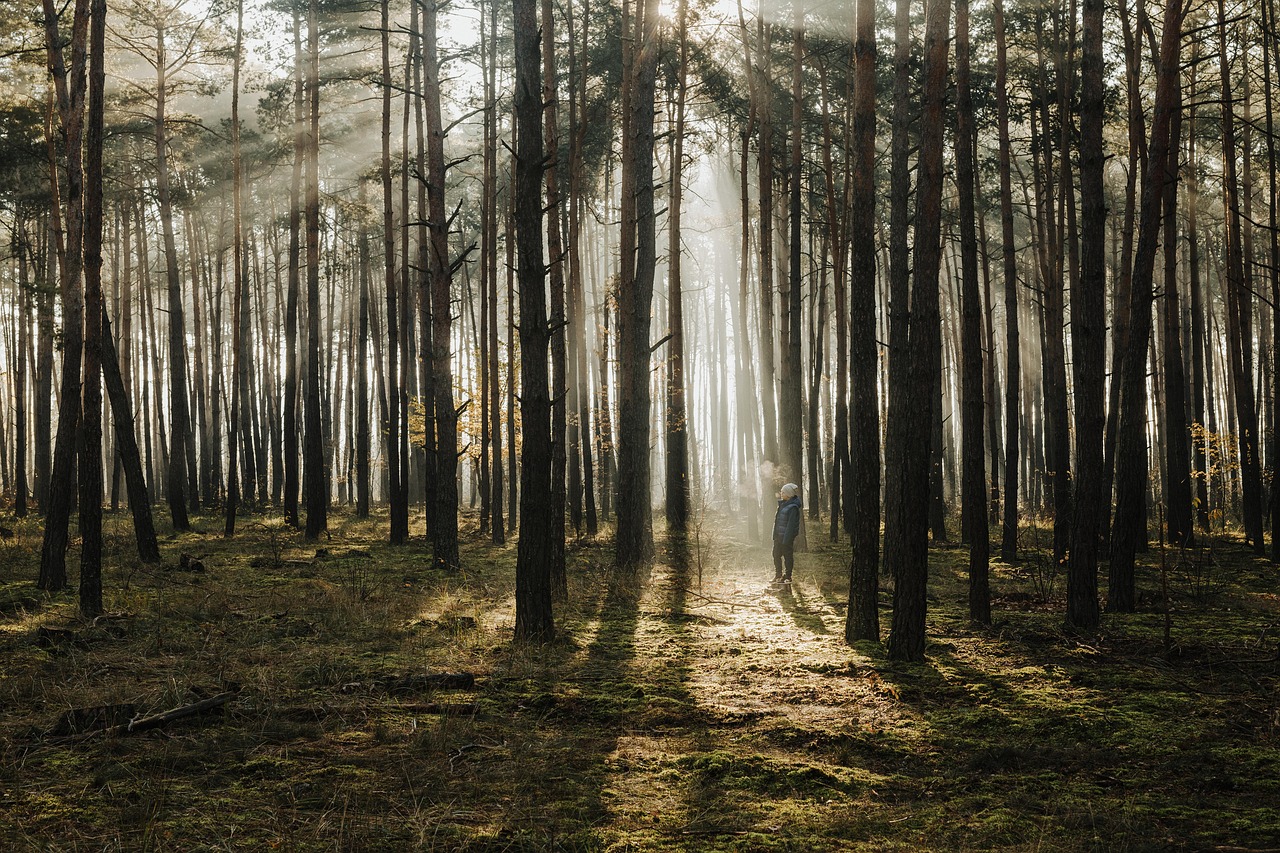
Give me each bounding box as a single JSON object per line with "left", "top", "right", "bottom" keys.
{"left": 1, "top": 507, "right": 1278, "bottom": 851}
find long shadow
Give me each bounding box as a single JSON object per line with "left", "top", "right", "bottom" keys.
{"left": 658, "top": 530, "right": 749, "bottom": 840}
{"left": 453, "top": 546, "right": 646, "bottom": 849}
{"left": 774, "top": 582, "right": 831, "bottom": 635}
{"left": 492, "top": 531, "right": 732, "bottom": 847}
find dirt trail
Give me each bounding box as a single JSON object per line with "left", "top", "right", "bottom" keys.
{"left": 585, "top": 533, "right": 918, "bottom": 849}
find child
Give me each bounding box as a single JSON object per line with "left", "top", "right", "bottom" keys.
{"left": 772, "top": 483, "right": 802, "bottom": 584}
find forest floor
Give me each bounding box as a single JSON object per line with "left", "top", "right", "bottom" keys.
{"left": 0, "top": 506, "right": 1278, "bottom": 851}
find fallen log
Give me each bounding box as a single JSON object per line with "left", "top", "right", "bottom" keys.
{"left": 107, "top": 691, "right": 236, "bottom": 736}
{"left": 41, "top": 692, "right": 236, "bottom": 744}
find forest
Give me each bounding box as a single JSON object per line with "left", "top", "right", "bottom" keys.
{"left": 1, "top": 0, "right": 1279, "bottom": 847}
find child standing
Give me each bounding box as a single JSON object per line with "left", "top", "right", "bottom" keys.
{"left": 772, "top": 483, "right": 802, "bottom": 584}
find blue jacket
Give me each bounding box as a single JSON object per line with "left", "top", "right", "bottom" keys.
{"left": 773, "top": 496, "right": 802, "bottom": 543}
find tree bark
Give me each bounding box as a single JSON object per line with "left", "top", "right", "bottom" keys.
{"left": 381, "top": 0, "right": 407, "bottom": 544}
{"left": 514, "top": 0, "right": 555, "bottom": 641}
{"left": 887, "top": 0, "right": 949, "bottom": 663}
{"left": 956, "top": 0, "right": 989, "bottom": 625}
{"left": 881, "top": 0, "right": 913, "bottom": 574}
{"left": 995, "top": 0, "right": 1020, "bottom": 563}
{"left": 423, "top": 0, "right": 458, "bottom": 570}
{"left": 1067, "top": 0, "right": 1106, "bottom": 627}
{"left": 665, "top": 0, "right": 690, "bottom": 535}
{"left": 303, "top": 0, "right": 326, "bottom": 539}
{"left": 1162, "top": 102, "right": 1193, "bottom": 547}
{"left": 845, "top": 0, "right": 879, "bottom": 643}
{"left": 226, "top": 0, "right": 248, "bottom": 535}
{"left": 101, "top": 313, "right": 160, "bottom": 563}
{"left": 542, "top": 0, "right": 567, "bottom": 591}
{"left": 38, "top": 0, "right": 89, "bottom": 592}
{"left": 780, "top": 0, "right": 804, "bottom": 491}
{"left": 154, "top": 21, "right": 193, "bottom": 533}
{"left": 615, "top": 0, "right": 661, "bottom": 569}
{"left": 79, "top": 0, "right": 106, "bottom": 617}
{"left": 1264, "top": 0, "right": 1280, "bottom": 560}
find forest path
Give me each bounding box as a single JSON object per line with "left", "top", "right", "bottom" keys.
{"left": 575, "top": 531, "right": 919, "bottom": 849}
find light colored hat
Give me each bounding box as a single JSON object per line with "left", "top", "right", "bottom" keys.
{"left": 780, "top": 483, "right": 799, "bottom": 499}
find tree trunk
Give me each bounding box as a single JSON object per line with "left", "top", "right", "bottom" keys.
{"left": 281, "top": 7, "right": 303, "bottom": 528}
{"left": 381, "top": 0, "right": 407, "bottom": 544}
{"left": 542, "top": 0, "right": 567, "bottom": 590}
{"left": 1067, "top": 0, "right": 1106, "bottom": 627}
{"left": 1032, "top": 10, "right": 1071, "bottom": 566}
{"left": 780, "top": 0, "right": 804, "bottom": 491}
{"left": 1104, "top": 0, "right": 1145, "bottom": 541}
{"left": 38, "top": 0, "right": 88, "bottom": 592}
{"left": 80, "top": 0, "right": 107, "bottom": 617}
{"left": 513, "top": 0, "right": 555, "bottom": 642}
{"left": 995, "top": 0, "right": 1020, "bottom": 562}
{"left": 615, "top": 0, "right": 661, "bottom": 569}
{"left": 303, "top": 0, "right": 326, "bottom": 539}
{"left": 665, "top": 0, "right": 690, "bottom": 535}
{"left": 882, "top": 0, "right": 913, "bottom": 574}
{"left": 1264, "top": 0, "right": 1280, "bottom": 560}
{"left": 14, "top": 226, "right": 30, "bottom": 519}
{"left": 487, "top": 0, "right": 505, "bottom": 543}
{"left": 102, "top": 313, "right": 160, "bottom": 563}
{"left": 356, "top": 181, "right": 371, "bottom": 517}
{"left": 1184, "top": 56, "right": 1210, "bottom": 533}
{"left": 887, "top": 0, "right": 949, "bottom": 663}
{"left": 568, "top": 0, "right": 594, "bottom": 538}
{"left": 818, "top": 60, "right": 845, "bottom": 541}
{"left": 226, "top": 0, "right": 248, "bottom": 535}
{"left": 1216, "top": 0, "right": 1265, "bottom": 551}
{"left": 34, "top": 212, "right": 54, "bottom": 513}
{"left": 423, "top": 0, "right": 458, "bottom": 569}
{"left": 155, "top": 22, "right": 192, "bottom": 533}
{"left": 1110, "top": 0, "right": 1185, "bottom": 611}
{"left": 845, "top": 0, "right": 879, "bottom": 643}
{"left": 1162, "top": 101, "right": 1193, "bottom": 547}
{"left": 956, "top": 0, "right": 989, "bottom": 625}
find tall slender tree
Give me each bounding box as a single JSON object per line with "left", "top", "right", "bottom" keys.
{"left": 615, "top": 0, "right": 661, "bottom": 569}
{"left": 845, "top": 0, "right": 879, "bottom": 643}
{"left": 887, "top": 0, "right": 949, "bottom": 662}
{"left": 955, "top": 0, "right": 989, "bottom": 624}
{"left": 282, "top": 4, "right": 304, "bottom": 529}
{"left": 155, "top": 16, "right": 194, "bottom": 532}
{"left": 79, "top": 0, "right": 107, "bottom": 617}
{"left": 225, "top": 0, "right": 248, "bottom": 536}
{"left": 381, "top": 0, "right": 408, "bottom": 544}
{"left": 514, "top": 0, "right": 554, "bottom": 641}
{"left": 881, "top": 0, "right": 913, "bottom": 574}
{"left": 423, "top": 0, "right": 459, "bottom": 570}
{"left": 38, "top": 0, "right": 89, "bottom": 592}
{"left": 780, "top": 0, "right": 804, "bottom": 491}
{"left": 1110, "top": 0, "right": 1185, "bottom": 611}
{"left": 543, "top": 0, "right": 567, "bottom": 591}
{"left": 665, "top": 0, "right": 690, "bottom": 535}
{"left": 303, "top": 0, "right": 327, "bottom": 539}
{"left": 1215, "top": 0, "right": 1265, "bottom": 552}
{"left": 995, "top": 0, "right": 1021, "bottom": 562}
{"left": 1067, "top": 0, "right": 1106, "bottom": 628}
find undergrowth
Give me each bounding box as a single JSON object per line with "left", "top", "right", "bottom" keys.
{"left": 0, "top": 507, "right": 1276, "bottom": 851}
